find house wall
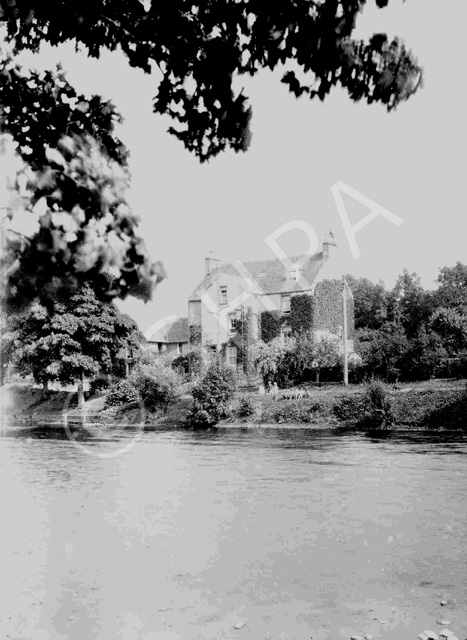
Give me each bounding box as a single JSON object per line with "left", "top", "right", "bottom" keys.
{"left": 194, "top": 273, "right": 265, "bottom": 348}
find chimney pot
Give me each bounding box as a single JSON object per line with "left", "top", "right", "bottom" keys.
{"left": 205, "top": 256, "right": 219, "bottom": 275}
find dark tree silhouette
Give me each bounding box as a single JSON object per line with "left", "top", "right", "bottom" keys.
{"left": 0, "top": 1, "right": 422, "bottom": 311}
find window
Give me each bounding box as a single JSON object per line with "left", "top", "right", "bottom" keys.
{"left": 177, "top": 342, "right": 184, "bottom": 355}
{"left": 281, "top": 326, "right": 292, "bottom": 345}
{"left": 219, "top": 286, "right": 228, "bottom": 305}
{"left": 207, "top": 345, "right": 217, "bottom": 360}
{"left": 282, "top": 295, "right": 291, "bottom": 313}
{"left": 227, "top": 346, "right": 237, "bottom": 367}
{"left": 229, "top": 314, "right": 239, "bottom": 334}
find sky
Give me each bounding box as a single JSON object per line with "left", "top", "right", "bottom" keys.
{"left": 11, "top": 0, "right": 467, "bottom": 333}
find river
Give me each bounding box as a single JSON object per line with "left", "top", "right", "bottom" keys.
{"left": 1, "top": 425, "right": 466, "bottom": 640}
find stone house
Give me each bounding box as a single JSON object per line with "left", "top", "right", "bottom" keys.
{"left": 188, "top": 239, "right": 357, "bottom": 368}
{"left": 145, "top": 316, "right": 189, "bottom": 356}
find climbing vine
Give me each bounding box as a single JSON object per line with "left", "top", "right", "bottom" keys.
{"left": 290, "top": 294, "right": 314, "bottom": 335}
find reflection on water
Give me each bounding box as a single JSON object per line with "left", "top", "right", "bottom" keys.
{"left": 1, "top": 426, "right": 466, "bottom": 640}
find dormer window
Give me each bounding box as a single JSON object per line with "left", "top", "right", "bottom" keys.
{"left": 287, "top": 266, "right": 301, "bottom": 281}
{"left": 219, "top": 286, "right": 228, "bottom": 305}
{"left": 282, "top": 295, "right": 291, "bottom": 314}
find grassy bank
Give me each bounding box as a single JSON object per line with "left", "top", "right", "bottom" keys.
{"left": 222, "top": 379, "right": 467, "bottom": 430}
{"left": 2, "top": 379, "right": 466, "bottom": 430}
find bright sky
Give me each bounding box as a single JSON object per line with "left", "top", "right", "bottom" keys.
{"left": 12, "top": 0, "right": 467, "bottom": 333}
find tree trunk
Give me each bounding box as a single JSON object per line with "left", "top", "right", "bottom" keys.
{"left": 41, "top": 380, "right": 49, "bottom": 399}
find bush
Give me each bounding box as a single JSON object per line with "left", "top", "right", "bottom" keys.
{"left": 130, "top": 359, "right": 182, "bottom": 412}
{"left": 105, "top": 380, "right": 139, "bottom": 408}
{"left": 172, "top": 347, "right": 206, "bottom": 379}
{"left": 333, "top": 395, "right": 367, "bottom": 422}
{"left": 362, "top": 378, "right": 394, "bottom": 427}
{"left": 271, "top": 399, "right": 313, "bottom": 424}
{"left": 89, "top": 377, "right": 112, "bottom": 396}
{"left": 239, "top": 395, "right": 255, "bottom": 418}
{"left": 188, "top": 364, "right": 236, "bottom": 427}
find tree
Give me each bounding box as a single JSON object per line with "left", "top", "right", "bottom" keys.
{"left": 357, "top": 322, "right": 410, "bottom": 382}
{"left": 433, "top": 262, "right": 467, "bottom": 310}
{"left": 251, "top": 337, "right": 289, "bottom": 386}
{"left": 7, "top": 283, "right": 142, "bottom": 407}
{"left": 307, "top": 332, "right": 341, "bottom": 383}
{"left": 429, "top": 307, "right": 467, "bottom": 355}
{"left": 346, "top": 275, "right": 389, "bottom": 330}
{"left": 0, "top": 1, "right": 422, "bottom": 162}
{"left": 404, "top": 327, "right": 447, "bottom": 381}
{"left": 1, "top": 54, "right": 165, "bottom": 313}
{"left": 388, "top": 270, "right": 433, "bottom": 338}
{"left": 1, "top": 2, "right": 422, "bottom": 309}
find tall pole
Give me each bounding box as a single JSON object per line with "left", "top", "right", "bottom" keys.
{"left": 342, "top": 275, "right": 349, "bottom": 386}
{"left": 216, "top": 282, "right": 220, "bottom": 363}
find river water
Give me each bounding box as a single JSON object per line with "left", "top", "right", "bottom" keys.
{"left": 1, "top": 425, "right": 466, "bottom": 640}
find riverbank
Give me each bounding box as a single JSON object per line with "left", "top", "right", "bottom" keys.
{"left": 2, "top": 379, "right": 466, "bottom": 430}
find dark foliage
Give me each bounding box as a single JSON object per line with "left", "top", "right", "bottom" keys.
{"left": 104, "top": 379, "right": 139, "bottom": 408}
{"left": 5, "top": 283, "right": 142, "bottom": 388}
{"left": 0, "top": 56, "right": 164, "bottom": 313}
{"left": 290, "top": 294, "right": 314, "bottom": 335}
{"left": 260, "top": 310, "right": 284, "bottom": 343}
{"left": 1, "top": 1, "right": 422, "bottom": 162}
{"left": 188, "top": 363, "right": 236, "bottom": 427}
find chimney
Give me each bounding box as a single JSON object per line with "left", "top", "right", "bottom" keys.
{"left": 205, "top": 255, "right": 220, "bottom": 275}
{"left": 322, "top": 230, "right": 337, "bottom": 261}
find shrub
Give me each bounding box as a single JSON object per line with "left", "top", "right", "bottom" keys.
{"left": 362, "top": 378, "right": 394, "bottom": 427}
{"left": 239, "top": 395, "right": 255, "bottom": 418}
{"left": 333, "top": 395, "right": 367, "bottom": 422}
{"left": 130, "top": 359, "right": 182, "bottom": 413}
{"left": 105, "top": 380, "right": 139, "bottom": 408}
{"left": 272, "top": 399, "right": 312, "bottom": 424}
{"left": 188, "top": 364, "right": 236, "bottom": 427}
{"left": 89, "top": 377, "right": 112, "bottom": 396}
{"left": 172, "top": 347, "right": 207, "bottom": 379}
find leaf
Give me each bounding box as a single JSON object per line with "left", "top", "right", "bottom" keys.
{"left": 44, "top": 146, "right": 67, "bottom": 168}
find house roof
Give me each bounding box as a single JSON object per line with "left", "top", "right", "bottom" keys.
{"left": 145, "top": 316, "right": 189, "bottom": 344}
{"left": 189, "top": 252, "right": 326, "bottom": 302}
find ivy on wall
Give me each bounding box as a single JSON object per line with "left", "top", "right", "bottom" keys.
{"left": 290, "top": 294, "right": 314, "bottom": 335}
{"left": 313, "top": 280, "right": 355, "bottom": 340}
{"left": 189, "top": 323, "right": 202, "bottom": 346}
{"left": 260, "top": 310, "right": 285, "bottom": 343}
{"left": 230, "top": 306, "right": 255, "bottom": 374}
{"left": 314, "top": 280, "right": 343, "bottom": 335}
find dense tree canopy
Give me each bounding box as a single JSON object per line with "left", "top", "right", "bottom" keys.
{"left": 1, "top": 0, "right": 422, "bottom": 161}
{"left": 0, "top": 1, "right": 422, "bottom": 311}
{"left": 350, "top": 263, "right": 467, "bottom": 381}
{"left": 0, "top": 54, "right": 165, "bottom": 312}
{"left": 4, "top": 283, "right": 142, "bottom": 403}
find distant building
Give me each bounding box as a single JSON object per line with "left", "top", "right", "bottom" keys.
{"left": 188, "top": 239, "right": 357, "bottom": 367}
{"left": 145, "top": 315, "right": 189, "bottom": 356}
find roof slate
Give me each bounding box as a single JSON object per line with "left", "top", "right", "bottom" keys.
{"left": 189, "top": 253, "right": 326, "bottom": 302}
